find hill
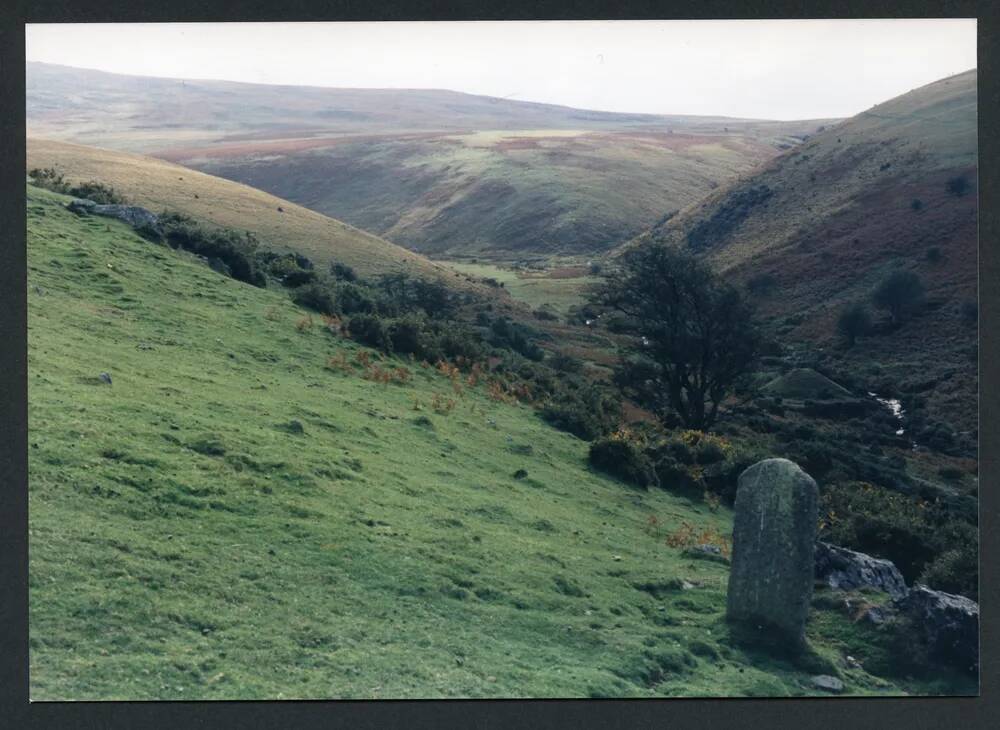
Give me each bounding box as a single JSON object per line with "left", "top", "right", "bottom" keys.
{"left": 27, "top": 62, "right": 833, "bottom": 257}
{"left": 629, "top": 70, "right": 978, "bottom": 438}
{"left": 27, "top": 183, "right": 969, "bottom": 699}
{"left": 26, "top": 138, "right": 460, "bottom": 283}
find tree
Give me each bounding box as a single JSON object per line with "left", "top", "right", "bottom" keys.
{"left": 873, "top": 270, "right": 924, "bottom": 326}
{"left": 593, "top": 244, "right": 760, "bottom": 430}
{"left": 837, "top": 301, "right": 872, "bottom": 346}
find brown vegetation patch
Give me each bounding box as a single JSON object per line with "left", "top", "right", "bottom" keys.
{"left": 157, "top": 132, "right": 454, "bottom": 162}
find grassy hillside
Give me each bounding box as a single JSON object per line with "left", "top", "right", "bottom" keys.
{"left": 28, "top": 183, "right": 969, "bottom": 699}
{"left": 26, "top": 138, "right": 462, "bottom": 283}
{"left": 630, "top": 70, "right": 978, "bottom": 436}
{"left": 172, "top": 129, "right": 786, "bottom": 257}
{"left": 28, "top": 62, "right": 833, "bottom": 258}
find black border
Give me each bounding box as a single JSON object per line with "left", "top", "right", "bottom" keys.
{"left": 2, "top": 2, "right": 997, "bottom": 728}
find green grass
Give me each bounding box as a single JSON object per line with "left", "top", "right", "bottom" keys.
{"left": 27, "top": 184, "right": 967, "bottom": 699}
{"left": 441, "top": 261, "right": 600, "bottom": 315}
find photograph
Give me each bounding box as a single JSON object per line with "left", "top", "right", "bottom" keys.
{"left": 23, "top": 18, "right": 979, "bottom": 700}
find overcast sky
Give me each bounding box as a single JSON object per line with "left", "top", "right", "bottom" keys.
{"left": 26, "top": 20, "right": 976, "bottom": 120}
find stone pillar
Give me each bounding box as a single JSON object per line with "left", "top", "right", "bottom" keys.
{"left": 726, "top": 458, "right": 818, "bottom": 650}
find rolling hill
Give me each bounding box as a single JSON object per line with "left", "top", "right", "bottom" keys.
{"left": 629, "top": 70, "right": 978, "bottom": 439}
{"left": 26, "top": 138, "right": 460, "bottom": 283}
{"left": 27, "top": 62, "right": 834, "bottom": 258}
{"left": 27, "top": 182, "right": 969, "bottom": 699}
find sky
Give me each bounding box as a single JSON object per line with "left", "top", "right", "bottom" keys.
{"left": 26, "top": 20, "right": 977, "bottom": 120}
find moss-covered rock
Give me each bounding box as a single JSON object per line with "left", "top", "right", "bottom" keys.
{"left": 726, "top": 458, "right": 819, "bottom": 651}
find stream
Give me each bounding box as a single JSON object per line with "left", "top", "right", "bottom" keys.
{"left": 867, "top": 391, "right": 920, "bottom": 449}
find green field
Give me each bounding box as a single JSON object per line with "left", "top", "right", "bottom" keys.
{"left": 441, "top": 261, "right": 600, "bottom": 315}
{"left": 27, "top": 184, "right": 969, "bottom": 699}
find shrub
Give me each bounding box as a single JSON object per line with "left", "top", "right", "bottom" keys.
{"left": 960, "top": 300, "right": 977, "bottom": 325}
{"left": 160, "top": 213, "right": 266, "bottom": 287}
{"left": 387, "top": 315, "right": 430, "bottom": 355}
{"left": 347, "top": 313, "right": 393, "bottom": 351}
{"left": 68, "top": 180, "right": 125, "bottom": 205}
{"left": 539, "top": 382, "right": 619, "bottom": 440}
{"left": 911, "top": 199, "right": 923, "bottom": 211}
{"left": 335, "top": 282, "right": 377, "bottom": 315}
{"left": 919, "top": 545, "right": 978, "bottom": 599}
{"left": 549, "top": 351, "right": 584, "bottom": 374}
{"left": 837, "top": 301, "right": 873, "bottom": 346}
{"left": 819, "top": 481, "right": 977, "bottom": 599}
{"left": 589, "top": 436, "right": 659, "bottom": 488}
{"left": 946, "top": 175, "right": 970, "bottom": 197}
{"left": 29, "top": 168, "right": 125, "bottom": 204}
{"left": 925, "top": 246, "right": 943, "bottom": 263}
{"left": 872, "top": 270, "right": 924, "bottom": 325}
{"left": 292, "top": 281, "right": 338, "bottom": 315}
{"left": 329, "top": 262, "right": 358, "bottom": 281}
{"left": 695, "top": 440, "right": 726, "bottom": 465}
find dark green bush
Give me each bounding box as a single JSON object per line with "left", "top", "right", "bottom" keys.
{"left": 837, "top": 301, "right": 872, "bottom": 346}
{"left": 695, "top": 440, "right": 726, "bottom": 465}
{"left": 347, "top": 313, "right": 393, "bottom": 352}
{"left": 336, "top": 282, "right": 377, "bottom": 315}
{"left": 292, "top": 281, "right": 338, "bottom": 315}
{"left": 160, "top": 212, "right": 266, "bottom": 287}
{"left": 549, "top": 351, "right": 584, "bottom": 374}
{"left": 919, "top": 544, "right": 978, "bottom": 599}
{"left": 589, "top": 437, "right": 659, "bottom": 488}
{"left": 387, "top": 315, "right": 430, "bottom": 356}
{"left": 819, "top": 481, "right": 977, "bottom": 599}
{"left": 29, "top": 168, "right": 125, "bottom": 205}
{"left": 68, "top": 180, "right": 125, "bottom": 205}
{"left": 540, "top": 386, "right": 619, "bottom": 441}
{"left": 873, "top": 270, "right": 924, "bottom": 325}
{"left": 946, "top": 175, "right": 970, "bottom": 197}
{"left": 329, "top": 261, "right": 357, "bottom": 281}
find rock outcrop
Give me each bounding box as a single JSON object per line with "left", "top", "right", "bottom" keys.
{"left": 896, "top": 584, "right": 979, "bottom": 674}
{"left": 814, "top": 541, "right": 908, "bottom": 599}
{"left": 67, "top": 198, "right": 161, "bottom": 234}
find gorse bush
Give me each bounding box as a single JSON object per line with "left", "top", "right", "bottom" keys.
{"left": 589, "top": 434, "right": 659, "bottom": 488}
{"left": 160, "top": 212, "right": 267, "bottom": 287}
{"left": 29, "top": 167, "right": 125, "bottom": 205}
{"left": 819, "top": 481, "right": 977, "bottom": 600}
{"left": 540, "top": 385, "right": 620, "bottom": 441}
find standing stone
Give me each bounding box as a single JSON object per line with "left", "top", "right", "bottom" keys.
{"left": 726, "top": 458, "right": 819, "bottom": 650}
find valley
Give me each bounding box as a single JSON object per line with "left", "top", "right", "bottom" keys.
{"left": 23, "top": 49, "right": 980, "bottom": 702}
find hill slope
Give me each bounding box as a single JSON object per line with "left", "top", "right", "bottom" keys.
{"left": 28, "top": 183, "right": 964, "bottom": 699}
{"left": 631, "top": 70, "right": 978, "bottom": 437}
{"left": 26, "top": 138, "right": 460, "bottom": 282}
{"left": 27, "top": 62, "right": 832, "bottom": 257}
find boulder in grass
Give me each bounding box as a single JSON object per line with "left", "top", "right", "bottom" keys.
{"left": 726, "top": 458, "right": 819, "bottom": 651}
{"left": 814, "top": 541, "right": 908, "bottom": 600}
{"left": 810, "top": 675, "right": 844, "bottom": 694}
{"left": 67, "top": 199, "right": 162, "bottom": 236}
{"left": 896, "top": 584, "right": 979, "bottom": 674}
